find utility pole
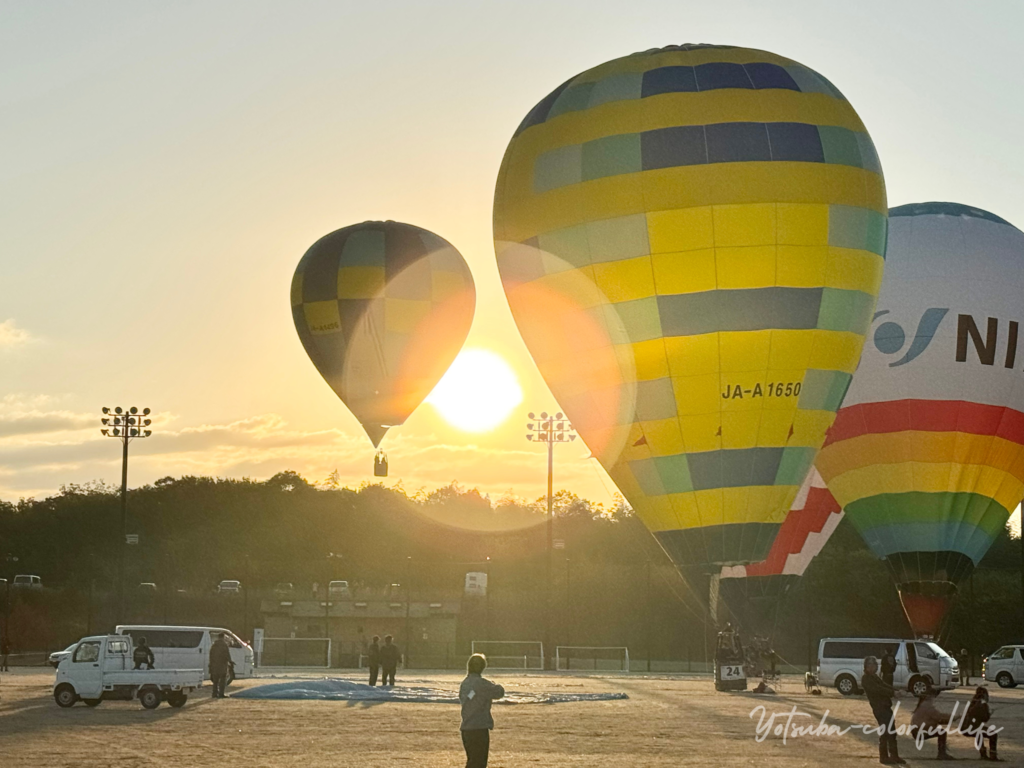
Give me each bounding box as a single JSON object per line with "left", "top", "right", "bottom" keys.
{"left": 100, "top": 406, "right": 153, "bottom": 624}
{"left": 526, "top": 411, "right": 575, "bottom": 670}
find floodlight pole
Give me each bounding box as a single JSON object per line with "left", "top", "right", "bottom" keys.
{"left": 526, "top": 411, "right": 576, "bottom": 670}
{"left": 100, "top": 406, "right": 153, "bottom": 624}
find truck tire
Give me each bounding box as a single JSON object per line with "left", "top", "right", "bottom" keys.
{"left": 83, "top": 699, "right": 102, "bottom": 708}
{"left": 54, "top": 684, "right": 78, "bottom": 708}
{"left": 166, "top": 691, "right": 187, "bottom": 708}
{"left": 139, "top": 686, "right": 162, "bottom": 709}
{"left": 996, "top": 671, "right": 1016, "bottom": 689}
{"left": 836, "top": 674, "right": 857, "bottom": 696}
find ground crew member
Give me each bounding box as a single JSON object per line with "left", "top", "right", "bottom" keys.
{"left": 958, "top": 648, "right": 970, "bottom": 685}
{"left": 1, "top": 635, "right": 10, "bottom": 672}
{"left": 380, "top": 634, "right": 400, "bottom": 686}
{"left": 459, "top": 653, "right": 505, "bottom": 768}
{"left": 133, "top": 636, "right": 155, "bottom": 670}
{"left": 862, "top": 656, "right": 905, "bottom": 765}
{"left": 367, "top": 635, "right": 381, "bottom": 686}
{"left": 209, "top": 632, "right": 232, "bottom": 699}
{"left": 880, "top": 647, "right": 897, "bottom": 687}
{"left": 961, "top": 686, "right": 999, "bottom": 761}
{"left": 910, "top": 685, "right": 955, "bottom": 760}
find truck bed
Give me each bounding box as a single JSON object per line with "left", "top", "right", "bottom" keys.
{"left": 101, "top": 669, "right": 204, "bottom": 688}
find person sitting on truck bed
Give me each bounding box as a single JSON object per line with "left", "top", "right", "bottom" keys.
{"left": 133, "top": 637, "right": 155, "bottom": 670}
{"left": 209, "top": 632, "right": 232, "bottom": 699}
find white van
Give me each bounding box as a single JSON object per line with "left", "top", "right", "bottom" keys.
{"left": 983, "top": 645, "right": 1024, "bottom": 688}
{"left": 818, "top": 637, "right": 958, "bottom": 696}
{"left": 115, "top": 625, "right": 254, "bottom": 682}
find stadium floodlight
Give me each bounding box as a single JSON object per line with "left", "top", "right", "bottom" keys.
{"left": 100, "top": 406, "right": 154, "bottom": 624}
{"left": 525, "top": 410, "right": 577, "bottom": 669}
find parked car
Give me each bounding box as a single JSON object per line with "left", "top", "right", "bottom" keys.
{"left": 273, "top": 582, "right": 294, "bottom": 596}
{"left": 982, "top": 645, "right": 1024, "bottom": 688}
{"left": 12, "top": 574, "right": 42, "bottom": 589}
{"left": 115, "top": 625, "right": 255, "bottom": 682}
{"left": 49, "top": 643, "right": 78, "bottom": 668}
{"left": 817, "top": 637, "right": 959, "bottom": 696}
{"left": 138, "top": 582, "right": 158, "bottom": 593}
{"left": 328, "top": 580, "right": 350, "bottom": 597}
{"left": 216, "top": 580, "right": 241, "bottom": 594}
{"left": 54, "top": 635, "right": 202, "bottom": 709}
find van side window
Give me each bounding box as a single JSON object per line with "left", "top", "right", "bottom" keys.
{"left": 991, "top": 647, "right": 1015, "bottom": 660}
{"left": 914, "top": 642, "right": 938, "bottom": 661}
{"left": 822, "top": 641, "right": 890, "bottom": 660}
{"left": 73, "top": 642, "right": 100, "bottom": 663}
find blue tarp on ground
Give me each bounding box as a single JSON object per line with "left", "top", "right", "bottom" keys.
{"left": 232, "top": 678, "right": 628, "bottom": 704}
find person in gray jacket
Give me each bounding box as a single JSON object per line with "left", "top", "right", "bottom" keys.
{"left": 459, "top": 653, "right": 505, "bottom": 768}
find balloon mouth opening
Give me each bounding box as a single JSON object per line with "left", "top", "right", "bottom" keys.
{"left": 898, "top": 582, "right": 956, "bottom": 638}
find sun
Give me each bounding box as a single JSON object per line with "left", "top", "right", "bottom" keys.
{"left": 427, "top": 349, "right": 523, "bottom": 432}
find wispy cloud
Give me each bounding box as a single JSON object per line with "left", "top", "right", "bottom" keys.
{"left": 0, "top": 320, "right": 35, "bottom": 348}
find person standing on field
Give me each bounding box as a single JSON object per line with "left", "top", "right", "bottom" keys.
{"left": 1, "top": 635, "right": 10, "bottom": 672}
{"left": 460, "top": 653, "right": 505, "bottom": 768}
{"left": 209, "top": 632, "right": 232, "bottom": 699}
{"left": 380, "top": 634, "right": 400, "bottom": 686}
{"left": 367, "top": 635, "right": 381, "bottom": 686}
{"left": 862, "top": 655, "right": 905, "bottom": 765}
{"left": 958, "top": 648, "right": 970, "bottom": 685}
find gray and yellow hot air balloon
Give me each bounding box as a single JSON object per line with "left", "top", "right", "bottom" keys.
{"left": 494, "top": 45, "right": 886, "bottom": 571}
{"left": 292, "top": 221, "right": 475, "bottom": 455}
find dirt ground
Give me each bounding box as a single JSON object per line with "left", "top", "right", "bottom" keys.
{"left": 1, "top": 669, "right": 1020, "bottom": 767}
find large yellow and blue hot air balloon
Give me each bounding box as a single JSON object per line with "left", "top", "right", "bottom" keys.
{"left": 494, "top": 45, "right": 886, "bottom": 569}
{"left": 292, "top": 221, "right": 475, "bottom": 448}
{"left": 816, "top": 202, "right": 1024, "bottom": 637}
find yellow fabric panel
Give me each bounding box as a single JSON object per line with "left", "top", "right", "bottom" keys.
{"left": 680, "top": 412, "right": 722, "bottom": 452}
{"left": 758, "top": 408, "right": 798, "bottom": 445}
{"left": 808, "top": 331, "right": 865, "bottom": 374}
{"left": 608, "top": 463, "right": 644, "bottom": 501}
{"left": 777, "top": 204, "right": 829, "bottom": 246}
{"left": 790, "top": 409, "right": 835, "bottom": 447}
{"left": 664, "top": 334, "right": 719, "bottom": 377}
{"left": 630, "top": 339, "right": 671, "bottom": 381}
{"left": 825, "top": 248, "right": 885, "bottom": 294}
{"left": 715, "top": 246, "right": 777, "bottom": 289}
{"left": 719, "top": 330, "right": 772, "bottom": 373}
{"left": 767, "top": 330, "right": 814, "bottom": 370}
{"left": 663, "top": 485, "right": 797, "bottom": 528}
{"left": 640, "top": 417, "right": 685, "bottom": 456}
{"left": 528, "top": 266, "right": 605, "bottom": 310}
{"left": 777, "top": 246, "right": 828, "bottom": 287}
{"left": 303, "top": 301, "right": 342, "bottom": 336}
{"left": 673, "top": 373, "right": 721, "bottom": 416}
{"left": 763, "top": 370, "right": 809, "bottom": 405}
{"left": 592, "top": 256, "right": 656, "bottom": 303}
{"left": 720, "top": 410, "right": 762, "bottom": 449}
{"left": 647, "top": 206, "right": 715, "bottom": 253}
{"left": 337, "top": 266, "right": 386, "bottom": 300}
{"left": 667, "top": 491, "right": 703, "bottom": 529}
{"left": 651, "top": 249, "right": 717, "bottom": 294}
{"left": 291, "top": 272, "right": 304, "bottom": 306}
{"left": 634, "top": 494, "right": 682, "bottom": 532}
{"left": 957, "top": 434, "right": 1024, "bottom": 473}
{"left": 384, "top": 299, "right": 431, "bottom": 333}
{"left": 712, "top": 204, "right": 778, "bottom": 247}
{"left": 496, "top": 164, "right": 885, "bottom": 243}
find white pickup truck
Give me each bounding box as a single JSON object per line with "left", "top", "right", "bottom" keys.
{"left": 54, "top": 635, "right": 203, "bottom": 709}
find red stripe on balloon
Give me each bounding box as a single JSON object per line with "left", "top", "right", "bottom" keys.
{"left": 823, "top": 400, "right": 1024, "bottom": 447}
{"left": 744, "top": 486, "right": 842, "bottom": 577}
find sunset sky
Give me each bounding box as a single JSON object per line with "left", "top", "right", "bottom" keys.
{"left": 2, "top": 0, "right": 1023, "bottom": 528}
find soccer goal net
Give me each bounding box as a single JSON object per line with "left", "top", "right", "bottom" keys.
{"left": 555, "top": 646, "right": 630, "bottom": 672}
{"left": 470, "top": 640, "right": 544, "bottom": 670}
{"left": 259, "top": 638, "right": 331, "bottom": 668}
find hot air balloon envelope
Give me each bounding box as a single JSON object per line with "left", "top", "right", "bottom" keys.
{"left": 494, "top": 45, "right": 886, "bottom": 570}
{"left": 292, "top": 221, "right": 475, "bottom": 446}
{"left": 817, "top": 202, "right": 1024, "bottom": 637}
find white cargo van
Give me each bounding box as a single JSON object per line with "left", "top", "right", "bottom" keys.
{"left": 115, "top": 625, "right": 254, "bottom": 682}
{"left": 818, "top": 637, "right": 958, "bottom": 696}
{"left": 982, "top": 645, "right": 1024, "bottom": 688}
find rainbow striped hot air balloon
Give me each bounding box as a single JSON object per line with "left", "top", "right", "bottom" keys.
{"left": 494, "top": 45, "right": 886, "bottom": 572}
{"left": 816, "top": 202, "right": 1024, "bottom": 637}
